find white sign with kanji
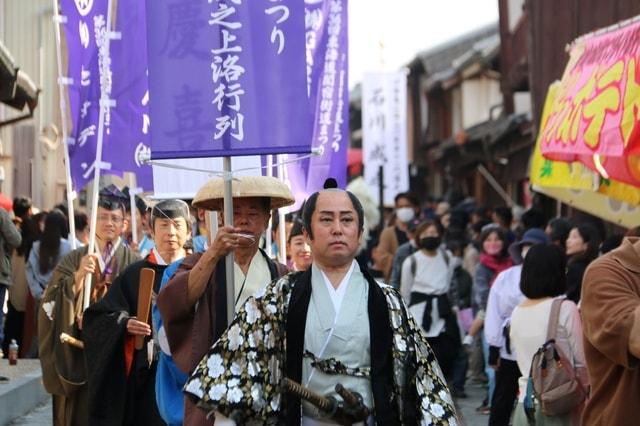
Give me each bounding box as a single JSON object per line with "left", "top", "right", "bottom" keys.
{"left": 362, "top": 71, "right": 409, "bottom": 206}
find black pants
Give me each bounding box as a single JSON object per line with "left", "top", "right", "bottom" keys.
{"left": 426, "top": 334, "right": 459, "bottom": 380}
{"left": 489, "top": 358, "right": 521, "bottom": 426}
{"left": 2, "top": 301, "right": 24, "bottom": 356}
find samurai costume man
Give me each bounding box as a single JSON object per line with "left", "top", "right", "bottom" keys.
{"left": 157, "top": 176, "right": 291, "bottom": 425}
{"left": 83, "top": 199, "right": 191, "bottom": 425}
{"left": 38, "top": 185, "right": 140, "bottom": 426}
{"left": 184, "top": 189, "right": 459, "bottom": 425}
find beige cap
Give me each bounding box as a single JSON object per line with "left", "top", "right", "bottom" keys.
{"left": 192, "top": 176, "right": 295, "bottom": 211}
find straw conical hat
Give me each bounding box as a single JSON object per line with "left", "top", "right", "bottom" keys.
{"left": 192, "top": 176, "right": 295, "bottom": 211}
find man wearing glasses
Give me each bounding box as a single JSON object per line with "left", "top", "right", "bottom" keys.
{"left": 38, "top": 185, "right": 140, "bottom": 426}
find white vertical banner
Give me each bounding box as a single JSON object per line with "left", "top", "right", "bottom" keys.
{"left": 362, "top": 71, "right": 409, "bottom": 205}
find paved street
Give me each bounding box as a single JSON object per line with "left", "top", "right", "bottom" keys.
{"left": 9, "top": 399, "right": 51, "bottom": 426}
{"left": 455, "top": 380, "right": 490, "bottom": 426}
{"left": 10, "top": 386, "right": 491, "bottom": 425}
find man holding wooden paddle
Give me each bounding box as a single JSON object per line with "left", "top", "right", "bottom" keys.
{"left": 82, "top": 199, "right": 191, "bottom": 425}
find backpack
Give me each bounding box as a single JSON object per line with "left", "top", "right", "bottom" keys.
{"left": 525, "top": 298, "right": 588, "bottom": 419}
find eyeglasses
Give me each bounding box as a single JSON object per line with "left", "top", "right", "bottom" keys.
{"left": 97, "top": 214, "right": 124, "bottom": 224}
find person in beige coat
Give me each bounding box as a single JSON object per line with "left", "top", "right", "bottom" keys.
{"left": 371, "top": 192, "right": 420, "bottom": 282}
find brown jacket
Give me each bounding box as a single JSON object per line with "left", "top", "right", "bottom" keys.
{"left": 157, "top": 250, "right": 287, "bottom": 426}
{"left": 581, "top": 237, "right": 640, "bottom": 425}
{"left": 373, "top": 225, "right": 402, "bottom": 282}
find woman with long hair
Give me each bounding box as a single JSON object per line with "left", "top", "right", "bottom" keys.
{"left": 565, "top": 223, "right": 600, "bottom": 303}
{"left": 26, "top": 210, "right": 72, "bottom": 301}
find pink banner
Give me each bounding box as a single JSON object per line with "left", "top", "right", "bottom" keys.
{"left": 539, "top": 19, "right": 640, "bottom": 187}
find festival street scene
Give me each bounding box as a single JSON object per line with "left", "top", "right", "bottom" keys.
{"left": 1, "top": 0, "right": 640, "bottom": 425}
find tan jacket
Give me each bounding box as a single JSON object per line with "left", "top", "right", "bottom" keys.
{"left": 373, "top": 225, "right": 401, "bottom": 282}
{"left": 8, "top": 252, "right": 28, "bottom": 311}
{"left": 581, "top": 237, "right": 640, "bottom": 425}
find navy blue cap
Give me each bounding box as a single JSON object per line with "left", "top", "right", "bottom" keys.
{"left": 517, "top": 228, "right": 549, "bottom": 247}
{"left": 98, "top": 184, "right": 127, "bottom": 211}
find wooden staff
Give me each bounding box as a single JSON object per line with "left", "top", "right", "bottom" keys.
{"left": 60, "top": 333, "right": 84, "bottom": 349}
{"left": 135, "top": 268, "right": 156, "bottom": 350}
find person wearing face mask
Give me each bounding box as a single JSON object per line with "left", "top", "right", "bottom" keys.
{"left": 372, "top": 192, "right": 420, "bottom": 282}
{"left": 400, "top": 219, "right": 460, "bottom": 381}
{"left": 484, "top": 228, "right": 549, "bottom": 426}
{"left": 468, "top": 225, "right": 513, "bottom": 415}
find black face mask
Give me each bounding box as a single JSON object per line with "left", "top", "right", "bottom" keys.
{"left": 419, "top": 236, "right": 441, "bottom": 251}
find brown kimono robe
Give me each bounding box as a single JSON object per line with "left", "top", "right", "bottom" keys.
{"left": 38, "top": 243, "right": 139, "bottom": 426}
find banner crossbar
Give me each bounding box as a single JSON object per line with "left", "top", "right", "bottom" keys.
{"left": 147, "top": 150, "right": 320, "bottom": 177}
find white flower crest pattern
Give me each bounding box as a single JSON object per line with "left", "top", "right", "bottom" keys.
{"left": 42, "top": 301, "right": 55, "bottom": 321}
{"left": 184, "top": 378, "right": 204, "bottom": 398}
{"left": 182, "top": 272, "right": 457, "bottom": 424}
{"left": 207, "top": 354, "right": 225, "bottom": 378}
{"left": 209, "top": 384, "right": 226, "bottom": 400}
{"left": 245, "top": 299, "right": 261, "bottom": 324}
{"left": 228, "top": 387, "right": 243, "bottom": 403}
{"left": 227, "top": 324, "right": 244, "bottom": 350}
{"left": 230, "top": 361, "right": 242, "bottom": 376}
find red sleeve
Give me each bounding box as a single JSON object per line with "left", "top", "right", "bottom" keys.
{"left": 124, "top": 335, "right": 135, "bottom": 378}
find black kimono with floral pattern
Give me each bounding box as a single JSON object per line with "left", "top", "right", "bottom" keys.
{"left": 184, "top": 267, "right": 458, "bottom": 425}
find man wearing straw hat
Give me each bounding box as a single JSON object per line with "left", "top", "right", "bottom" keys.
{"left": 38, "top": 185, "right": 140, "bottom": 426}
{"left": 183, "top": 188, "right": 457, "bottom": 425}
{"left": 157, "top": 175, "right": 291, "bottom": 426}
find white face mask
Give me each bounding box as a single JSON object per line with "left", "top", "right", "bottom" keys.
{"left": 396, "top": 207, "right": 415, "bottom": 223}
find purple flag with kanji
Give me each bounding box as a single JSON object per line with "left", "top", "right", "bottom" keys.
{"left": 285, "top": 0, "right": 349, "bottom": 210}
{"left": 60, "top": 0, "right": 154, "bottom": 191}
{"left": 146, "top": 0, "right": 313, "bottom": 160}
{"left": 60, "top": 0, "right": 108, "bottom": 191}
{"left": 107, "top": 0, "right": 153, "bottom": 190}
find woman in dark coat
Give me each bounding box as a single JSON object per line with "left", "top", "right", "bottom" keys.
{"left": 565, "top": 223, "right": 600, "bottom": 303}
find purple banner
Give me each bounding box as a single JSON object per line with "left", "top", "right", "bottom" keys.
{"left": 60, "top": 0, "right": 108, "bottom": 191}
{"left": 106, "top": 0, "right": 153, "bottom": 190}
{"left": 285, "top": 0, "right": 348, "bottom": 210}
{"left": 146, "top": 0, "right": 313, "bottom": 160}
{"left": 61, "top": 0, "right": 154, "bottom": 191}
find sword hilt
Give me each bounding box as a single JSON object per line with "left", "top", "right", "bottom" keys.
{"left": 335, "top": 383, "right": 370, "bottom": 419}
{"left": 282, "top": 377, "right": 336, "bottom": 413}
